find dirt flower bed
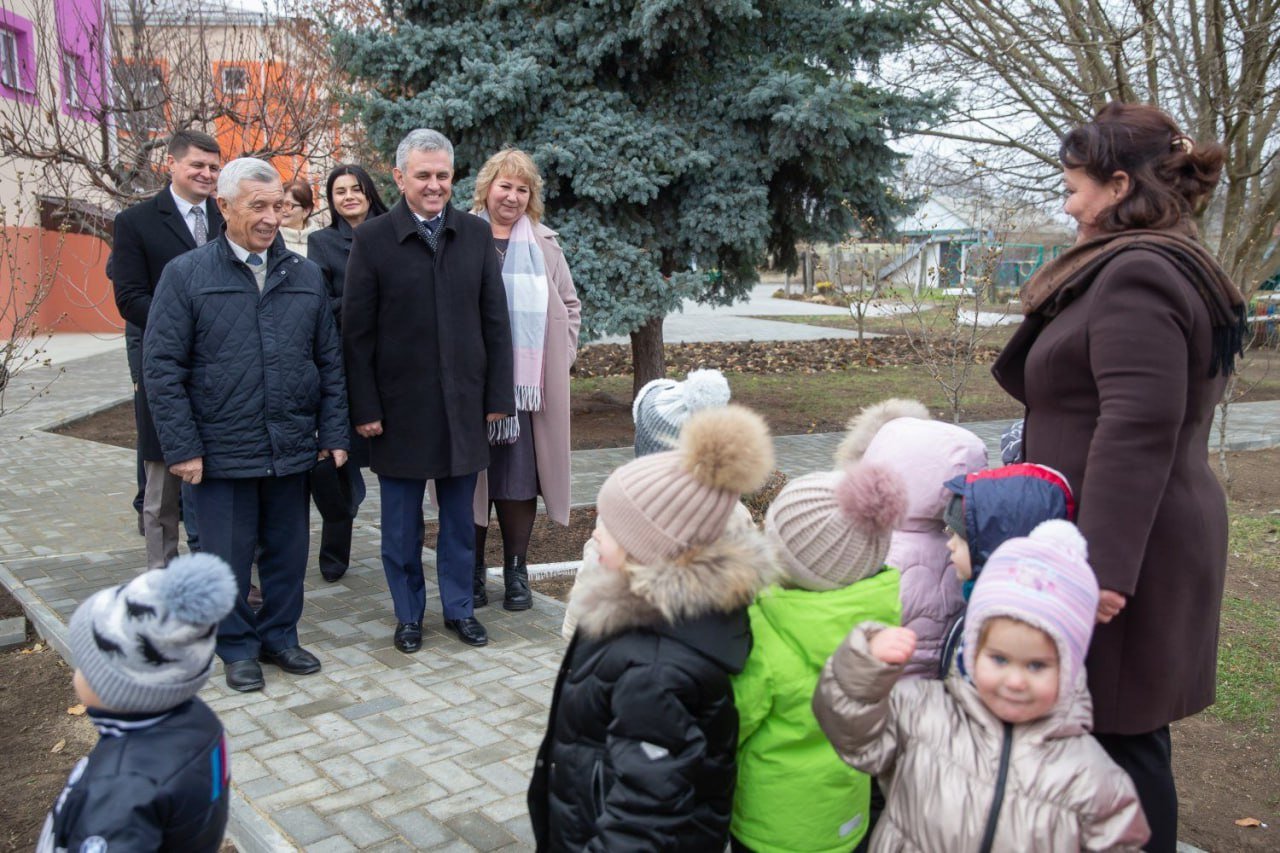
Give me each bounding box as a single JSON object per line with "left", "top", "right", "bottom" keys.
{"left": 571, "top": 337, "right": 1002, "bottom": 378}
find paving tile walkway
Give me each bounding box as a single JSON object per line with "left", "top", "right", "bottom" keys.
{"left": 2, "top": 347, "right": 1277, "bottom": 851}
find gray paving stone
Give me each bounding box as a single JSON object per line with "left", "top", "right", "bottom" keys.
{"left": 384, "top": 810, "right": 455, "bottom": 847}
{"left": 445, "top": 812, "right": 518, "bottom": 852}
{"left": 0, "top": 615, "right": 27, "bottom": 648}
{"left": 272, "top": 805, "right": 338, "bottom": 845}
{"left": 328, "top": 808, "right": 397, "bottom": 847}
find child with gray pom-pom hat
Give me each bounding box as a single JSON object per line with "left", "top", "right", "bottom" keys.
{"left": 37, "top": 553, "right": 238, "bottom": 853}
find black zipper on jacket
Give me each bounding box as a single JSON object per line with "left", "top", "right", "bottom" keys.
{"left": 978, "top": 722, "right": 1013, "bottom": 853}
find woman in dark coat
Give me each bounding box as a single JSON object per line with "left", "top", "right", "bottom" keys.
{"left": 305, "top": 165, "right": 388, "bottom": 581}
{"left": 992, "top": 102, "right": 1246, "bottom": 853}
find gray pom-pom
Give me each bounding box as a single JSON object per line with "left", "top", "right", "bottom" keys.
{"left": 680, "top": 369, "right": 731, "bottom": 413}
{"left": 157, "top": 553, "right": 237, "bottom": 625}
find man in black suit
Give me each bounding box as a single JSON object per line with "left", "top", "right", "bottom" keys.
{"left": 112, "top": 130, "right": 222, "bottom": 569}
{"left": 343, "top": 128, "right": 513, "bottom": 652}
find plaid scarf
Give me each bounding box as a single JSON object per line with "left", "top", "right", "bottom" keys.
{"left": 480, "top": 212, "right": 549, "bottom": 444}
{"left": 1022, "top": 226, "right": 1247, "bottom": 377}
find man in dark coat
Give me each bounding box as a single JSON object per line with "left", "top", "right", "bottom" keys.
{"left": 144, "top": 157, "right": 350, "bottom": 693}
{"left": 112, "top": 129, "right": 223, "bottom": 568}
{"left": 343, "top": 128, "right": 513, "bottom": 652}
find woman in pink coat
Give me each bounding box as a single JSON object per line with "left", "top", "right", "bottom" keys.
{"left": 469, "top": 149, "right": 581, "bottom": 611}
{"left": 835, "top": 399, "right": 988, "bottom": 678}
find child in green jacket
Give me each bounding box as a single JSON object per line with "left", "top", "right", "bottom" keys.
{"left": 731, "top": 461, "right": 908, "bottom": 853}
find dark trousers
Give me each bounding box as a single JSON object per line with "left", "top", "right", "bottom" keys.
{"left": 1096, "top": 726, "right": 1177, "bottom": 853}
{"left": 379, "top": 473, "right": 477, "bottom": 623}
{"left": 181, "top": 481, "right": 200, "bottom": 551}
{"left": 196, "top": 473, "right": 309, "bottom": 662}
{"left": 318, "top": 469, "right": 366, "bottom": 574}
{"left": 126, "top": 324, "right": 145, "bottom": 523}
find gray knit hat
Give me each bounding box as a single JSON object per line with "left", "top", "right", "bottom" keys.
{"left": 70, "top": 553, "right": 237, "bottom": 713}
{"left": 765, "top": 462, "right": 908, "bottom": 591}
{"left": 632, "top": 369, "right": 731, "bottom": 457}
{"left": 599, "top": 404, "right": 774, "bottom": 565}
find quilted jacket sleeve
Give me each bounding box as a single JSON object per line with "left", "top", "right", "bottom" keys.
{"left": 585, "top": 662, "right": 716, "bottom": 852}
{"left": 143, "top": 261, "right": 203, "bottom": 465}
{"left": 312, "top": 291, "right": 349, "bottom": 451}
{"left": 812, "top": 622, "right": 908, "bottom": 778}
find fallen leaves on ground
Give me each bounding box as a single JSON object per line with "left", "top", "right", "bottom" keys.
{"left": 1235, "top": 817, "right": 1264, "bottom": 828}
{"left": 50, "top": 739, "right": 65, "bottom": 754}
{"left": 66, "top": 704, "right": 85, "bottom": 716}
{"left": 573, "top": 338, "right": 1002, "bottom": 378}
{"left": 21, "top": 642, "right": 44, "bottom": 654}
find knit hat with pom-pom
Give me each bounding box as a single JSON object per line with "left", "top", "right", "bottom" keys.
{"left": 765, "top": 462, "right": 908, "bottom": 591}
{"left": 70, "top": 553, "right": 237, "bottom": 713}
{"left": 598, "top": 404, "right": 773, "bottom": 565}
{"left": 632, "top": 369, "right": 732, "bottom": 458}
{"left": 963, "top": 520, "right": 1099, "bottom": 693}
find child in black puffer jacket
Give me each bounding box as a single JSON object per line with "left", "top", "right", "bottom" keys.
{"left": 528, "top": 405, "right": 778, "bottom": 852}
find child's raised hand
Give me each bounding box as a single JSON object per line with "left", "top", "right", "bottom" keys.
{"left": 868, "top": 627, "right": 917, "bottom": 665}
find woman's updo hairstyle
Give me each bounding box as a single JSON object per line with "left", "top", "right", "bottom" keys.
{"left": 1059, "top": 102, "right": 1225, "bottom": 233}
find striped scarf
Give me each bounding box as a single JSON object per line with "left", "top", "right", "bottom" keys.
{"left": 481, "top": 212, "right": 548, "bottom": 444}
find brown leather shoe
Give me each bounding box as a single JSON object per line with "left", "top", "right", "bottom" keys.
{"left": 247, "top": 584, "right": 263, "bottom": 611}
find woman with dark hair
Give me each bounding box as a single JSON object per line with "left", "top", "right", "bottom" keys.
{"left": 992, "top": 102, "right": 1246, "bottom": 852}
{"left": 280, "top": 179, "right": 318, "bottom": 255}
{"left": 306, "top": 165, "right": 389, "bottom": 581}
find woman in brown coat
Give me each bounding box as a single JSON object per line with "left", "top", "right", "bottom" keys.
{"left": 469, "top": 148, "right": 581, "bottom": 611}
{"left": 992, "top": 102, "right": 1247, "bottom": 853}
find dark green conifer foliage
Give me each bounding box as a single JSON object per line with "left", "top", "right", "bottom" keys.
{"left": 335, "top": 0, "right": 941, "bottom": 389}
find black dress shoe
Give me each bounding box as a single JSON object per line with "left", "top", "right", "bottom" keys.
{"left": 320, "top": 564, "right": 348, "bottom": 583}
{"left": 444, "top": 616, "right": 488, "bottom": 647}
{"left": 225, "top": 659, "right": 264, "bottom": 692}
{"left": 259, "top": 646, "right": 321, "bottom": 675}
{"left": 394, "top": 621, "right": 422, "bottom": 653}
{"left": 502, "top": 555, "right": 532, "bottom": 611}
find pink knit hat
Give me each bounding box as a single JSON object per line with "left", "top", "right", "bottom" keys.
{"left": 765, "top": 462, "right": 908, "bottom": 591}
{"left": 596, "top": 404, "right": 774, "bottom": 565}
{"left": 963, "top": 520, "right": 1099, "bottom": 692}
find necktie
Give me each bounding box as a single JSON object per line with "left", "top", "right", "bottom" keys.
{"left": 191, "top": 206, "right": 208, "bottom": 247}
{"left": 246, "top": 253, "right": 263, "bottom": 266}
{"left": 415, "top": 213, "right": 442, "bottom": 253}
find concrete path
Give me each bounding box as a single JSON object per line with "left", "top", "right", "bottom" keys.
{"left": 3, "top": 337, "right": 1275, "bottom": 850}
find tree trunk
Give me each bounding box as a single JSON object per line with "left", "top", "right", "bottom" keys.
{"left": 630, "top": 315, "right": 666, "bottom": 398}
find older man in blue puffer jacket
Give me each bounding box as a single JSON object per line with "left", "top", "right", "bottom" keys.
{"left": 144, "top": 157, "right": 349, "bottom": 693}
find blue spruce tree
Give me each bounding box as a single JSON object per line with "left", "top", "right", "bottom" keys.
{"left": 334, "top": 0, "right": 941, "bottom": 392}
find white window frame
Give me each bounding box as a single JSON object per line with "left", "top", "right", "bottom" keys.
{"left": 0, "top": 28, "right": 23, "bottom": 91}
{"left": 62, "top": 51, "right": 82, "bottom": 108}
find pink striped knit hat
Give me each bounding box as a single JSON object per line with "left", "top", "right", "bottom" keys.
{"left": 962, "top": 520, "right": 1099, "bottom": 692}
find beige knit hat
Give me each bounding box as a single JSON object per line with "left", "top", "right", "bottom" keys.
{"left": 765, "top": 462, "right": 908, "bottom": 591}
{"left": 596, "top": 404, "right": 774, "bottom": 565}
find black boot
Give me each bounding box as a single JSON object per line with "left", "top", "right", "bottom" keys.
{"left": 473, "top": 524, "right": 489, "bottom": 608}
{"left": 503, "top": 554, "right": 532, "bottom": 611}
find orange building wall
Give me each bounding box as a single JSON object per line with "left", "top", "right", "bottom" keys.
{"left": 1, "top": 224, "right": 119, "bottom": 338}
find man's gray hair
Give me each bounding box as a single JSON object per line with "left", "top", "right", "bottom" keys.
{"left": 217, "top": 158, "right": 281, "bottom": 201}
{"left": 396, "top": 129, "right": 454, "bottom": 171}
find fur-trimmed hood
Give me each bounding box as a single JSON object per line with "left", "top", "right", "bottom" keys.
{"left": 567, "top": 525, "right": 778, "bottom": 653}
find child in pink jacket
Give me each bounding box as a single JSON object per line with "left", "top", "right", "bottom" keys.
{"left": 836, "top": 399, "right": 987, "bottom": 678}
